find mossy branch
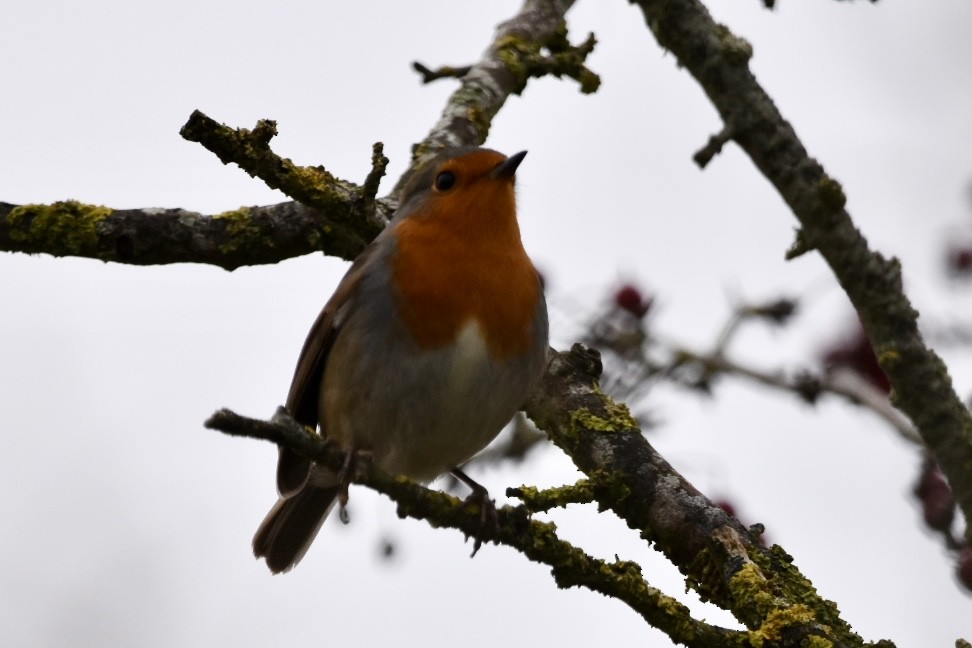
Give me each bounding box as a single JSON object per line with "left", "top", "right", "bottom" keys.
{"left": 524, "top": 344, "right": 873, "bottom": 646}
{"left": 204, "top": 404, "right": 745, "bottom": 648}
{"left": 180, "top": 110, "right": 389, "bottom": 241}
{"left": 402, "top": 0, "right": 595, "bottom": 191}
{"left": 208, "top": 345, "right": 883, "bottom": 647}
{"left": 630, "top": 0, "right": 972, "bottom": 545}
{"left": 507, "top": 480, "right": 598, "bottom": 513}
{"left": 0, "top": 199, "right": 372, "bottom": 269}
{"left": 413, "top": 23, "right": 599, "bottom": 94}
{"left": 0, "top": 124, "right": 392, "bottom": 268}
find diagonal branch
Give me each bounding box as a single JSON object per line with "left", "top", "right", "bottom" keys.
{"left": 207, "top": 345, "right": 875, "bottom": 646}
{"left": 525, "top": 344, "right": 867, "bottom": 646}
{"left": 179, "top": 111, "right": 388, "bottom": 240}
{"left": 398, "top": 0, "right": 590, "bottom": 194}
{"left": 630, "top": 0, "right": 972, "bottom": 544}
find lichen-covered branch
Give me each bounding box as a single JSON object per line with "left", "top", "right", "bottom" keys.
{"left": 525, "top": 345, "right": 873, "bottom": 647}
{"left": 206, "top": 345, "right": 883, "bottom": 646}
{"left": 0, "top": 199, "right": 374, "bottom": 269}
{"left": 413, "top": 25, "right": 598, "bottom": 93}
{"left": 179, "top": 111, "right": 388, "bottom": 241}
{"left": 204, "top": 405, "right": 746, "bottom": 648}
{"left": 1, "top": 121, "right": 392, "bottom": 268}
{"left": 401, "top": 0, "right": 593, "bottom": 192}
{"left": 630, "top": 0, "right": 972, "bottom": 543}
{"left": 1, "top": 1, "right": 591, "bottom": 267}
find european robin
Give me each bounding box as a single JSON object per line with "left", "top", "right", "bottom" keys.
{"left": 253, "top": 147, "right": 549, "bottom": 573}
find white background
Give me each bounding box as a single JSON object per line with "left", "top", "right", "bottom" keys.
{"left": 2, "top": 1, "right": 971, "bottom": 645}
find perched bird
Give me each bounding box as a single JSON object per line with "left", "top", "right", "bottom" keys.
{"left": 253, "top": 147, "right": 549, "bottom": 573}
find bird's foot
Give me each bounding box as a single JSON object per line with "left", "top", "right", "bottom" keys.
{"left": 335, "top": 447, "right": 373, "bottom": 524}
{"left": 452, "top": 467, "right": 499, "bottom": 556}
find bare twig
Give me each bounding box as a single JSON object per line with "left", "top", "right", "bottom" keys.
{"left": 694, "top": 124, "right": 736, "bottom": 168}
{"left": 180, "top": 111, "right": 388, "bottom": 239}
{"left": 412, "top": 61, "right": 473, "bottom": 83}
{"left": 402, "top": 0, "right": 589, "bottom": 186}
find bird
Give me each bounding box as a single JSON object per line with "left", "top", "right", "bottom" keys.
{"left": 252, "top": 146, "right": 549, "bottom": 573}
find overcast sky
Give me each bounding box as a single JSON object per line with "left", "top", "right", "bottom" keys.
{"left": 2, "top": 1, "right": 971, "bottom": 646}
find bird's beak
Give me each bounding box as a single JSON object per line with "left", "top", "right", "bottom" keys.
{"left": 490, "top": 150, "right": 527, "bottom": 180}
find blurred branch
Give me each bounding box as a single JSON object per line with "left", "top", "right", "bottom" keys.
{"left": 588, "top": 291, "right": 921, "bottom": 448}
{"left": 632, "top": 0, "right": 972, "bottom": 544}
{"left": 676, "top": 349, "right": 921, "bottom": 445}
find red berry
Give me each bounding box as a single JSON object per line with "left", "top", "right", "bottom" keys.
{"left": 947, "top": 246, "right": 972, "bottom": 276}
{"left": 615, "top": 284, "right": 652, "bottom": 318}
{"left": 713, "top": 499, "right": 737, "bottom": 518}
{"left": 821, "top": 324, "right": 890, "bottom": 393}
{"left": 957, "top": 547, "right": 972, "bottom": 591}
{"left": 914, "top": 462, "right": 955, "bottom": 531}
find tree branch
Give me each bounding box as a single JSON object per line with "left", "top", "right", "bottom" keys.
{"left": 204, "top": 404, "right": 745, "bottom": 648}
{"left": 399, "top": 0, "right": 593, "bottom": 193}
{"left": 208, "top": 345, "right": 878, "bottom": 646}
{"left": 412, "top": 61, "right": 473, "bottom": 84}
{"left": 1, "top": 2, "right": 590, "bottom": 267}
{"left": 525, "top": 344, "right": 870, "bottom": 646}
{"left": 179, "top": 111, "right": 388, "bottom": 240}
{"left": 0, "top": 199, "right": 374, "bottom": 269}
{"left": 630, "top": 0, "right": 972, "bottom": 544}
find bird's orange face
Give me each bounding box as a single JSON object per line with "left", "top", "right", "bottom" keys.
{"left": 406, "top": 149, "right": 518, "bottom": 237}
{"left": 391, "top": 150, "right": 540, "bottom": 359}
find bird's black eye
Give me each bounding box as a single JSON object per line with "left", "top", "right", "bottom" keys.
{"left": 434, "top": 171, "right": 457, "bottom": 192}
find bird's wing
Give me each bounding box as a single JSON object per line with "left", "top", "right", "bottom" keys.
{"left": 276, "top": 239, "right": 387, "bottom": 495}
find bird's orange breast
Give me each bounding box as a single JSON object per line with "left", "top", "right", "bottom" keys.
{"left": 391, "top": 192, "right": 540, "bottom": 360}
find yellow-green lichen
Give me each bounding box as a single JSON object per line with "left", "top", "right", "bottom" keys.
{"left": 289, "top": 164, "right": 349, "bottom": 209}
{"left": 715, "top": 24, "right": 753, "bottom": 65}
{"left": 729, "top": 561, "right": 779, "bottom": 621}
{"left": 878, "top": 347, "right": 901, "bottom": 370}
{"left": 685, "top": 545, "right": 723, "bottom": 602}
{"left": 818, "top": 176, "right": 847, "bottom": 212}
{"left": 450, "top": 84, "right": 495, "bottom": 139}
{"left": 214, "top": 207, "right": 262, "bottom": 255}
{"left": 495, "top": 34, "right": 540, "bottom": 91}
{"left": 588, "top": 468, "right": 632, "bottom": 507}
{"left": 746, "top": 545, "right": 852, "bottom": 642}
{"left": 7, "top": 200, "right": 111, "bottom": 255}
{"left": 570, "top": 399, "right": 638, "bottom": 434}
{"left": 513, "top": 480, "right": 596, "bottom": 511}
{"left": 748, "top": 604, "right": 820, "bottom": 647}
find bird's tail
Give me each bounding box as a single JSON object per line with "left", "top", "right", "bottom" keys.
{"left": 252, "top": 483, "right": 339, "bottom": 573}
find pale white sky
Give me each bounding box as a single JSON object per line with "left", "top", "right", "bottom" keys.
{"left": 2, "top": 1, "right": 971, "bottom": 646}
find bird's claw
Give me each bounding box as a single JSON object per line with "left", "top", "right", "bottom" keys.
{"left": 452, "top": 466, "right": 499, "bottom": 556}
